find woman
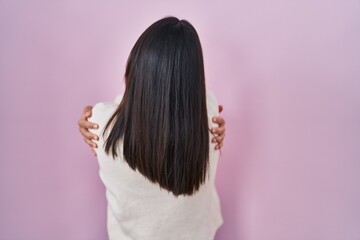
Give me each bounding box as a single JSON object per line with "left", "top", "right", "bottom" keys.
{"left": 81, "top": 17, "right": 225, "bottom": 240}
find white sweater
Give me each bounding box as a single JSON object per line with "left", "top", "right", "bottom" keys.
{"left": 89, "top": 90, "right": 223, "bottom": 240}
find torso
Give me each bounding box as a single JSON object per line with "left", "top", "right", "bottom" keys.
{"left": 89, "top": 90, "right": 223, "bottom": 240}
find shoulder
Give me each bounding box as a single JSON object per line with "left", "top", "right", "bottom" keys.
{"left": 206, "top": 89, "right": 219, "bottom": 117}
{"left": 92, "top": 102, "right": 118, "bottom": 116}
{"left": 88, "top": 102, "right": 118, "bottom": 136}
{"left": 91, "top": 93, "right": 123, "bottom": 121}
{"left": 91, "top": 102, "right": 118, "bottom": 122}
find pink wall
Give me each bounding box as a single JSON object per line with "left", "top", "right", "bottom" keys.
{"left": 1, "top": 1, "right": 359, "bottom": 239}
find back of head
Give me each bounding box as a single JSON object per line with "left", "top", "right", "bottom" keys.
{"left": 103, "top": 16, "right": 209, "bottom": 196}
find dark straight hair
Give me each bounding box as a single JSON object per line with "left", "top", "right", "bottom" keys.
{"left": 102, "top": 16, "right": 209, "bottom": 196}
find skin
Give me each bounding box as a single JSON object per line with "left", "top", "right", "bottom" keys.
{"left": 78, "top": 105, "right": 226, "bottom": 156}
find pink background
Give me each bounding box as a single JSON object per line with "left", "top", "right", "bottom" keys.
{"left": 1, "top": 1, "right": 359, "bottom": 239}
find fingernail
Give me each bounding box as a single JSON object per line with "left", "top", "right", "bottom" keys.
{"left": 94, "top": 136, "right": 99, "bottom": 140}
{"left": 94, "top": 124, "right": 99, "bottom": 129}
{"left": 212, "top": 117, "right": 216, "bottom": 122}
{"left": 212, "top": 138, "right": 216, "bottom": 143}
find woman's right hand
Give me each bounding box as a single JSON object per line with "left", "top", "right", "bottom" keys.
{"left": 78, "top": 106, "right": 99, "bottom": 156}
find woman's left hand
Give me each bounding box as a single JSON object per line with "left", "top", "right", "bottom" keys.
{"left": 211, "top": 105, "right": 225, "bottom": 150}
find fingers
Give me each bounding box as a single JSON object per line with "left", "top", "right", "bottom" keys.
{"left": 79, "top": 106, "right": 97, "bottom": 127}
{"left": 212, "top": 115, "right": 225, "bottom": 151}
{"left": 79, "top": 105, "right": 98, "bottom": 156}
{"left": 212, "top": 134, "right": 224, "bottom": 144}
{"left": 211, "top": 123, "right": 225, "bottom": 136}
{"left": 212, "top": 116, "right": 225, "bottom": 128}
{"left": 78, "top": 118, "right": 99, "bottom": 130}
{"left": 218, "top": 104, "right": 223, "bottom": 113}
{"left": 79, "top": 125, "right": 99, "bottom": 141}
{"left": 78, "top": 105, "right": 99, "bottom": 144}
{"left": 78, "top": 105, "right": 98, "bottom": 130}
{"left": 82, "top": 105, "right": 93, "bottom": 116}
{"left": 91, "top": 147, "right": 97, "bottom": 157}
{"left": 83, "top": 137, "right": 98, "bottom": 149}
{"left": 78, "top": 118, "right": 99, "bottom": 142}
{"left": 80, "top": 108, "right": 92, "bottom": 122}
{"left": 212, "top": 132, "right": 225, "bottom": 150}
{"left": 215, "top": 142, "right": 223, "bottom": 150}
{"left": 84, "top": 138, "right": 97, "bottom": 156}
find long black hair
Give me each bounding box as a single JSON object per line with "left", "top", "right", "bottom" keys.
{"left": 102, "top": 16, "right": 209, "bottom": 196}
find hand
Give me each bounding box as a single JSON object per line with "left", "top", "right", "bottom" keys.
{"left": 78, "top": 104, "right": 226, "bottom": 154}
{"left": 211, "top": 105, "right": 225, "bottom": 150}
{"left": 78, "top": 105, "right": 99, "bottom": 156}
